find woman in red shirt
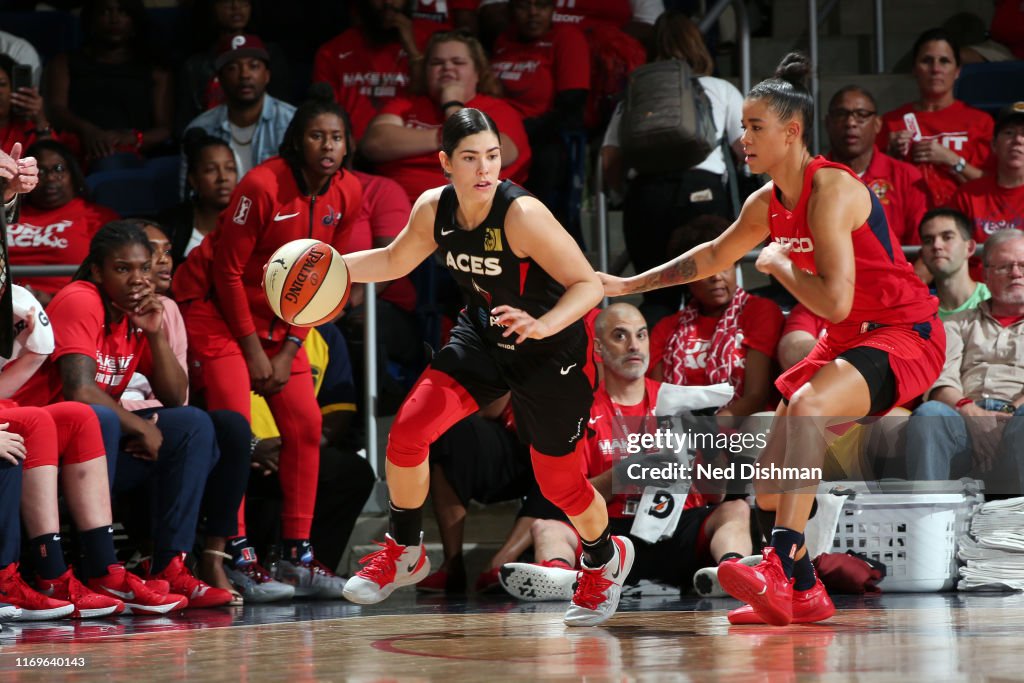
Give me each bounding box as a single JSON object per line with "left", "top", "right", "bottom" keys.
{"left": 878, "top": 28, "right": 994, "bottom": 207}
{"left": 177, "top": 85, "right": 361, "bottom": 595}
{"left": 0, "top": 54, "right": 54, "bottom": 152}
{"left": 361, "top": 30, "right": 531, "bottom": 202}
{"left": 9, "top": 140, "right": 119, "bottom": 306}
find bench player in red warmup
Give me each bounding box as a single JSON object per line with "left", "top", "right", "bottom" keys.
{"left": 342, "top": 108, "right": 631, "bottom": 627}
{"left": 601, "top": 53, "right": 946, "bottom": 626}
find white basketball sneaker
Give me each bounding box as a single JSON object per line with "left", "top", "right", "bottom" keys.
{"left": 499, "top": 561, "right": 578, "bottom": 602}
{"left": 342, "top": 533, "right": 430, "bottom": 605}
{"left": 693, "top": 554, "right": 763, "bottom": 598}
{"left": 563, "top": 536, "right": 634, "bottom": 627}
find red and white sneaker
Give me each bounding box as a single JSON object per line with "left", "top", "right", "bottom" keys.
{"left": 499, "top": 560, "right": 578, "bottom": 602}
{"left": 147, "top": 555, "right": 232, "bottom": 609}
{"left": 728, "top": 577, "right": 835, "bottom": 625}
{"left": 717, "top": 547, "right": 794, "bottom": 626}
{"left": 37, "top": 568, "right": 124, "bottom": 619}
{"left": 88, "top": 564, "right": 188, "bottom": 615}
{"left": 342, "top": 533, "right": 430, "bottom": 605}
{"left": 0, "top": 563, "right": 74, "bottom": 621}
{"left": 564, "top": 536, "right": 634, "bottom": 627}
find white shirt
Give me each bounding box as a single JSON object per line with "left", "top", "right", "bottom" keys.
{"left": 185, "top": 227, "right": 205, "bottom": 258}
{"left": 602, "top": 74, "right": 744, "bottom": 176}
{"left": 230, "top": 122, "right": 257, "bottom": 177}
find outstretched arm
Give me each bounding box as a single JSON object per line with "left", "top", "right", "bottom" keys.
{"left": 343, "top": 188, "right": 439, "bottom": 284}
{"left": 601, "top": 186, "right": 772, "bottom": 297}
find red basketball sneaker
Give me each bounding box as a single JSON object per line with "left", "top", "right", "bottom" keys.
{"left": 89, "top": 564, "right": 188, "bottom": 615}
{"left": 0, "top": 563, "right": 74, "bottom": 621}
{"left": 717, "top": 547, "right": 794, "bottom": 626}
{"left": 147, "top": 555, "right": 233, "bottom": 609}
{"left": 37, "top": 568, "right": 124, "bottom": 619}
{"left": 727, "top": 577, "right": 835, "bottom": 625}
{"left": 342, "top": 533, "right": 430, "bottom": 605}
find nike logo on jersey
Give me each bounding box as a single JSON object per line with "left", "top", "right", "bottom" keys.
{"left": 274, "top": 211, "right": 300, "bottom": 222}
{"left": 440, "top": 228, "right": 455, "bottom": 236}
{"left": 338, "top": 51, "right": 354, "bottom": 59}
{"left": 560, "top": 364, "right": 576, "bottom": 375}
{"left": 588, "top": 415, "right": 602, "bottom": 426}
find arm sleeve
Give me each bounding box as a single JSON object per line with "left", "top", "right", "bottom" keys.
{"left": 739, "top": 297, "right": 785, "bottom": 359}
{"left": 211, "top": 175, "right": 272, "bottom": 339}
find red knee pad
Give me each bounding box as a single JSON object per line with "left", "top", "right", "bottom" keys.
{"left": 386, "top": 369, "right": 478, "bottom": 468}
{"left": 531, "top": 444, "right": 595, "bottom": 518}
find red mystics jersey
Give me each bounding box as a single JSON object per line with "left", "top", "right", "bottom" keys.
{"left": 878, "top": 101, "right": 994, "bottom": 207}
{"left": 768, "top": 157, "right": 937, "bottom": 333}
{"left": 8, "top": 198, "right": 119, "bottom": 295}
{"left": 377, "top": 94, "right": 531, "bottom": 202}
{"left": 14, "top": 281, "right": 153, "bottom": 406}
{"left": 492, "top": 24, "right": 590, "bottom": 119}
{"left": 949, "top": 176, "right": 1024, "bottom": 241}
{"left": 312, "top": 21, "right": 442, "bottom": 138}
{"left": 174, "top": 157, "right": 361, "bottom": 344}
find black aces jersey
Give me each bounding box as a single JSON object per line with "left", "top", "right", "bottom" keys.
{"left": 433, "top": 180, "right": 581, "bottom": 350}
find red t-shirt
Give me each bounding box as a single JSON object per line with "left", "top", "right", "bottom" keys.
{"left": 878, "top": 101, "right": 995, "bottom": 208}
{"left": 492, "top": 24, "right": 590, "bottom": 119}
{"left": 550, "top": 0, "right": 632, "bottom": 30}
{"left": 782, "top": 303, "right": 828, "bottom": 340}
{"left": 312, "top": 21, "right": 443, "bottom": 138}
{"left": 0, "top": 119, "right": 54, "bottom": 154}
{"left": 649, "top": 296, "right": 784, "bottom": 386}
{"left": 857, "top": 149, "right": 929, "bottom": 245}
{"left": 14, "top": 281, "right": 153, "bottom": 406}
{"left": 342, "top": 170, "right": 416, "bottom": 311}
{"left": 949, "top": 176, "right": 1024, "bottom": 241}
{"left": 990, "top": 0, "right": 1024, "bottom": 59}
{"left": 376, "top": 94, "right": 532, "bottom": 202}
{"left": 9, "top": 197, "right": 120, "bottom": 295}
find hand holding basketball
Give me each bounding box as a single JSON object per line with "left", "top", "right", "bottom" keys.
{"left": 263, "top": 239, "right": 351, "bottom": 327}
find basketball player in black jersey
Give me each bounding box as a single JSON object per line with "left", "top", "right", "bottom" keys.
{"left": 340, "top": 109, "right": 633, "bottom": 626}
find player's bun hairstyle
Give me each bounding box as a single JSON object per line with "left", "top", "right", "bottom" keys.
{"left": 278, "top": 82, "right": 353, "bottom": 171}
{"left": 747, "top": 51, "right": 815, "bottom": 148}
{"left": 25, "top": 139, "right": 88, "bottom": 200}
{"left": 183, "top": 128, "right": 234, "bottom": 176}
{"left": 441, "top": 108, "right": 501, "bottom": 158}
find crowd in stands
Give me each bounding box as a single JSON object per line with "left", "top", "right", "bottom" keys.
{"left": 0, "top": 0, "right": 1021, "bottom": 621}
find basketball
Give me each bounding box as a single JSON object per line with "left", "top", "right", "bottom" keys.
{"left": 263, "top": 239, "right": 350, "bottom": 327}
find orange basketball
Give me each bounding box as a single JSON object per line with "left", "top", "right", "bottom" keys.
{"left": 263, "top": 239, "right": 351, "bottom": 327}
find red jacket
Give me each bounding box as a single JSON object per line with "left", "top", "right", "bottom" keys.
{"left": 175, "top": 156, "right": 362, "bottom": 344}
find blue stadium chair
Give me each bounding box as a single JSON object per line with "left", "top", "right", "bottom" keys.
{"left": 87, "top": 168, "right": 160, "bottom": 217}
{"left": 954, "top": 61, "right": 1024, "bottom": 117}
{"left": 0, "top": 10, "right": 82, "bottom": 63}
{"left": 146, "top": 155, "right": 183, "bottom": 213}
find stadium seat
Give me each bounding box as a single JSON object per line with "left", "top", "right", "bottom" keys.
{"left": 0, "top": 10, "right": 81, "bottom": 62}
{"left": 86, "top": 155, "right": 182, "bottom": 217}
{"left": 954, "top": 61, "right": 1024, "bottom": 117}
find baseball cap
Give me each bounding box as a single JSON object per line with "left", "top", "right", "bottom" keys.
{"left": 215, "top": 34, "right": 270, "bottom": 71}
{"left": 995, "top": 102, "right": 1024, "bottom": 135}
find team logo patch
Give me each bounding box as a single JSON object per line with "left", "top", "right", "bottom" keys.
{"left": 233, "top": 196, "right": 252, "bottom": 225}
{"left": 647, "top": 491, "right": 675, "bottom": 519}
{"left": 869, "top": 179, "right": 892, "bottom": 205}
{"left": 323, "top": 205, "right": 342, "bottom": 226}
{"left": 484, "top": 227, "right": 503, "bottom": 252}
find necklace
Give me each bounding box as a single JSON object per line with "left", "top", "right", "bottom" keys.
{"left": 229, "top": 121, "right": 256, "bottom": 146}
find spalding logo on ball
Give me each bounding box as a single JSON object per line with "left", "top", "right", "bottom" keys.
{"left": 264, "top": 239, "right": 351, "bottom": 327}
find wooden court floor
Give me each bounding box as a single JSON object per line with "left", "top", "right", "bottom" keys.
{"left": 2, "top": 591, "right": 1024, "bottom": 682}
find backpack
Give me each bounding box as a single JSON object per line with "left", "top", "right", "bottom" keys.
{"left": 618, "top": 59, "right": 718, "bottom": 176}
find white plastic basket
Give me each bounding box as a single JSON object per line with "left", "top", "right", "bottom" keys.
{"left": 829, "top": 481, "right": 982, "bottom": 592}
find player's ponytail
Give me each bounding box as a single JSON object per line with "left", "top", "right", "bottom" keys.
{"left": 747, "top": 51, "right": 815, "bottom": 148}
{"left": 440, "top": 108, "right": 501, "bottom": 158}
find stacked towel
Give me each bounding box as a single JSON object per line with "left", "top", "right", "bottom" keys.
{"left": 958, "top": 497, "right": 1024, "bottom": 591}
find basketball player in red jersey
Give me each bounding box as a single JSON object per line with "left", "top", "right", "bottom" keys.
{"left": 341, "top": 108, "right": 632, "bottom": 627}
{"left": 602, "top": 53, "right": 946, "bottom": 626}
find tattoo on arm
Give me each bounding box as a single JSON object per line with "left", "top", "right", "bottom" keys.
{"left": 59, "top": 354, "right": 98, "bottom": 397}
{"left": 632, "top": 257, "right": 697, "bottom": 294}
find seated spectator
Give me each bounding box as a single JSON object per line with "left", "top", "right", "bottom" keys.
{"left": 825, "top": 85, "right": 928, "bottom": 245}
{"left": 499, "top": 304, "right": 752, "bottom": 601}
{"left": 12, "top": 221, "right": 233, "bottom": 608}
{"left": 337, "top": 165, "right": 422, "bottom": 415}
{"left": 905, "top": 229, "right": 1024, "bottom": 495}
{"left": 45, "top": 0, "right": 172, "bottom": 170}
{"left": 0, "top": 30, "right": 41, "bottom": 88}
{"left": 0, "top": 54, "right": 54, "bottom": 152}
{"left": 181, "top": 34, "right": 295, "bottom": 189}
{"left": 8, "top": 140, "right": 119, "bottom": 306}
{"left": 988, "top": 0, "right": 1024, "bottom": 60}
{"left": 919, "top": 208, "right": 990, "bottom": 318}
{"left": 777, "top": 303, "right": 827, "bottom": 372}
{"left": 480, "top": 0, "right": 662, "bottom": 43}
{"left": 313, "top": 0, "right": 444, "bottom": 138}
{"left": 492, "top": 0, "right": 590, "bottom": 229}
{"left": 246, "top": 322, "right": 375, "bottom": 584}
{"left": 602, "top": 13, "right": 744, "bottom": 322}
{"left": 176, "top": 0, "right": 292, "bottom": 134}
{"left": 648, "top": 217, "right": 784, "bottom": 417}
{"left": 3, "top": 285, "right": 187, "bottom": 618}
{"left": 949, "top": 103, "right": 1024, "bottom": 251}
{"left": 118, "top": 220, "right": 253, "bottom": 605}
{"left": 158, "top": 131, "right": 238, "bottom": 265}
{"left": 878, "top": 28, "right": 994, "bottom": 208}
{"left": 361, "top": 30, "right": 531, "bottom": 202}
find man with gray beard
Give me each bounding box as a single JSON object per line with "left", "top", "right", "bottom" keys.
{"left": 906, "top": 229, "right": 1024, "bottom": 494}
